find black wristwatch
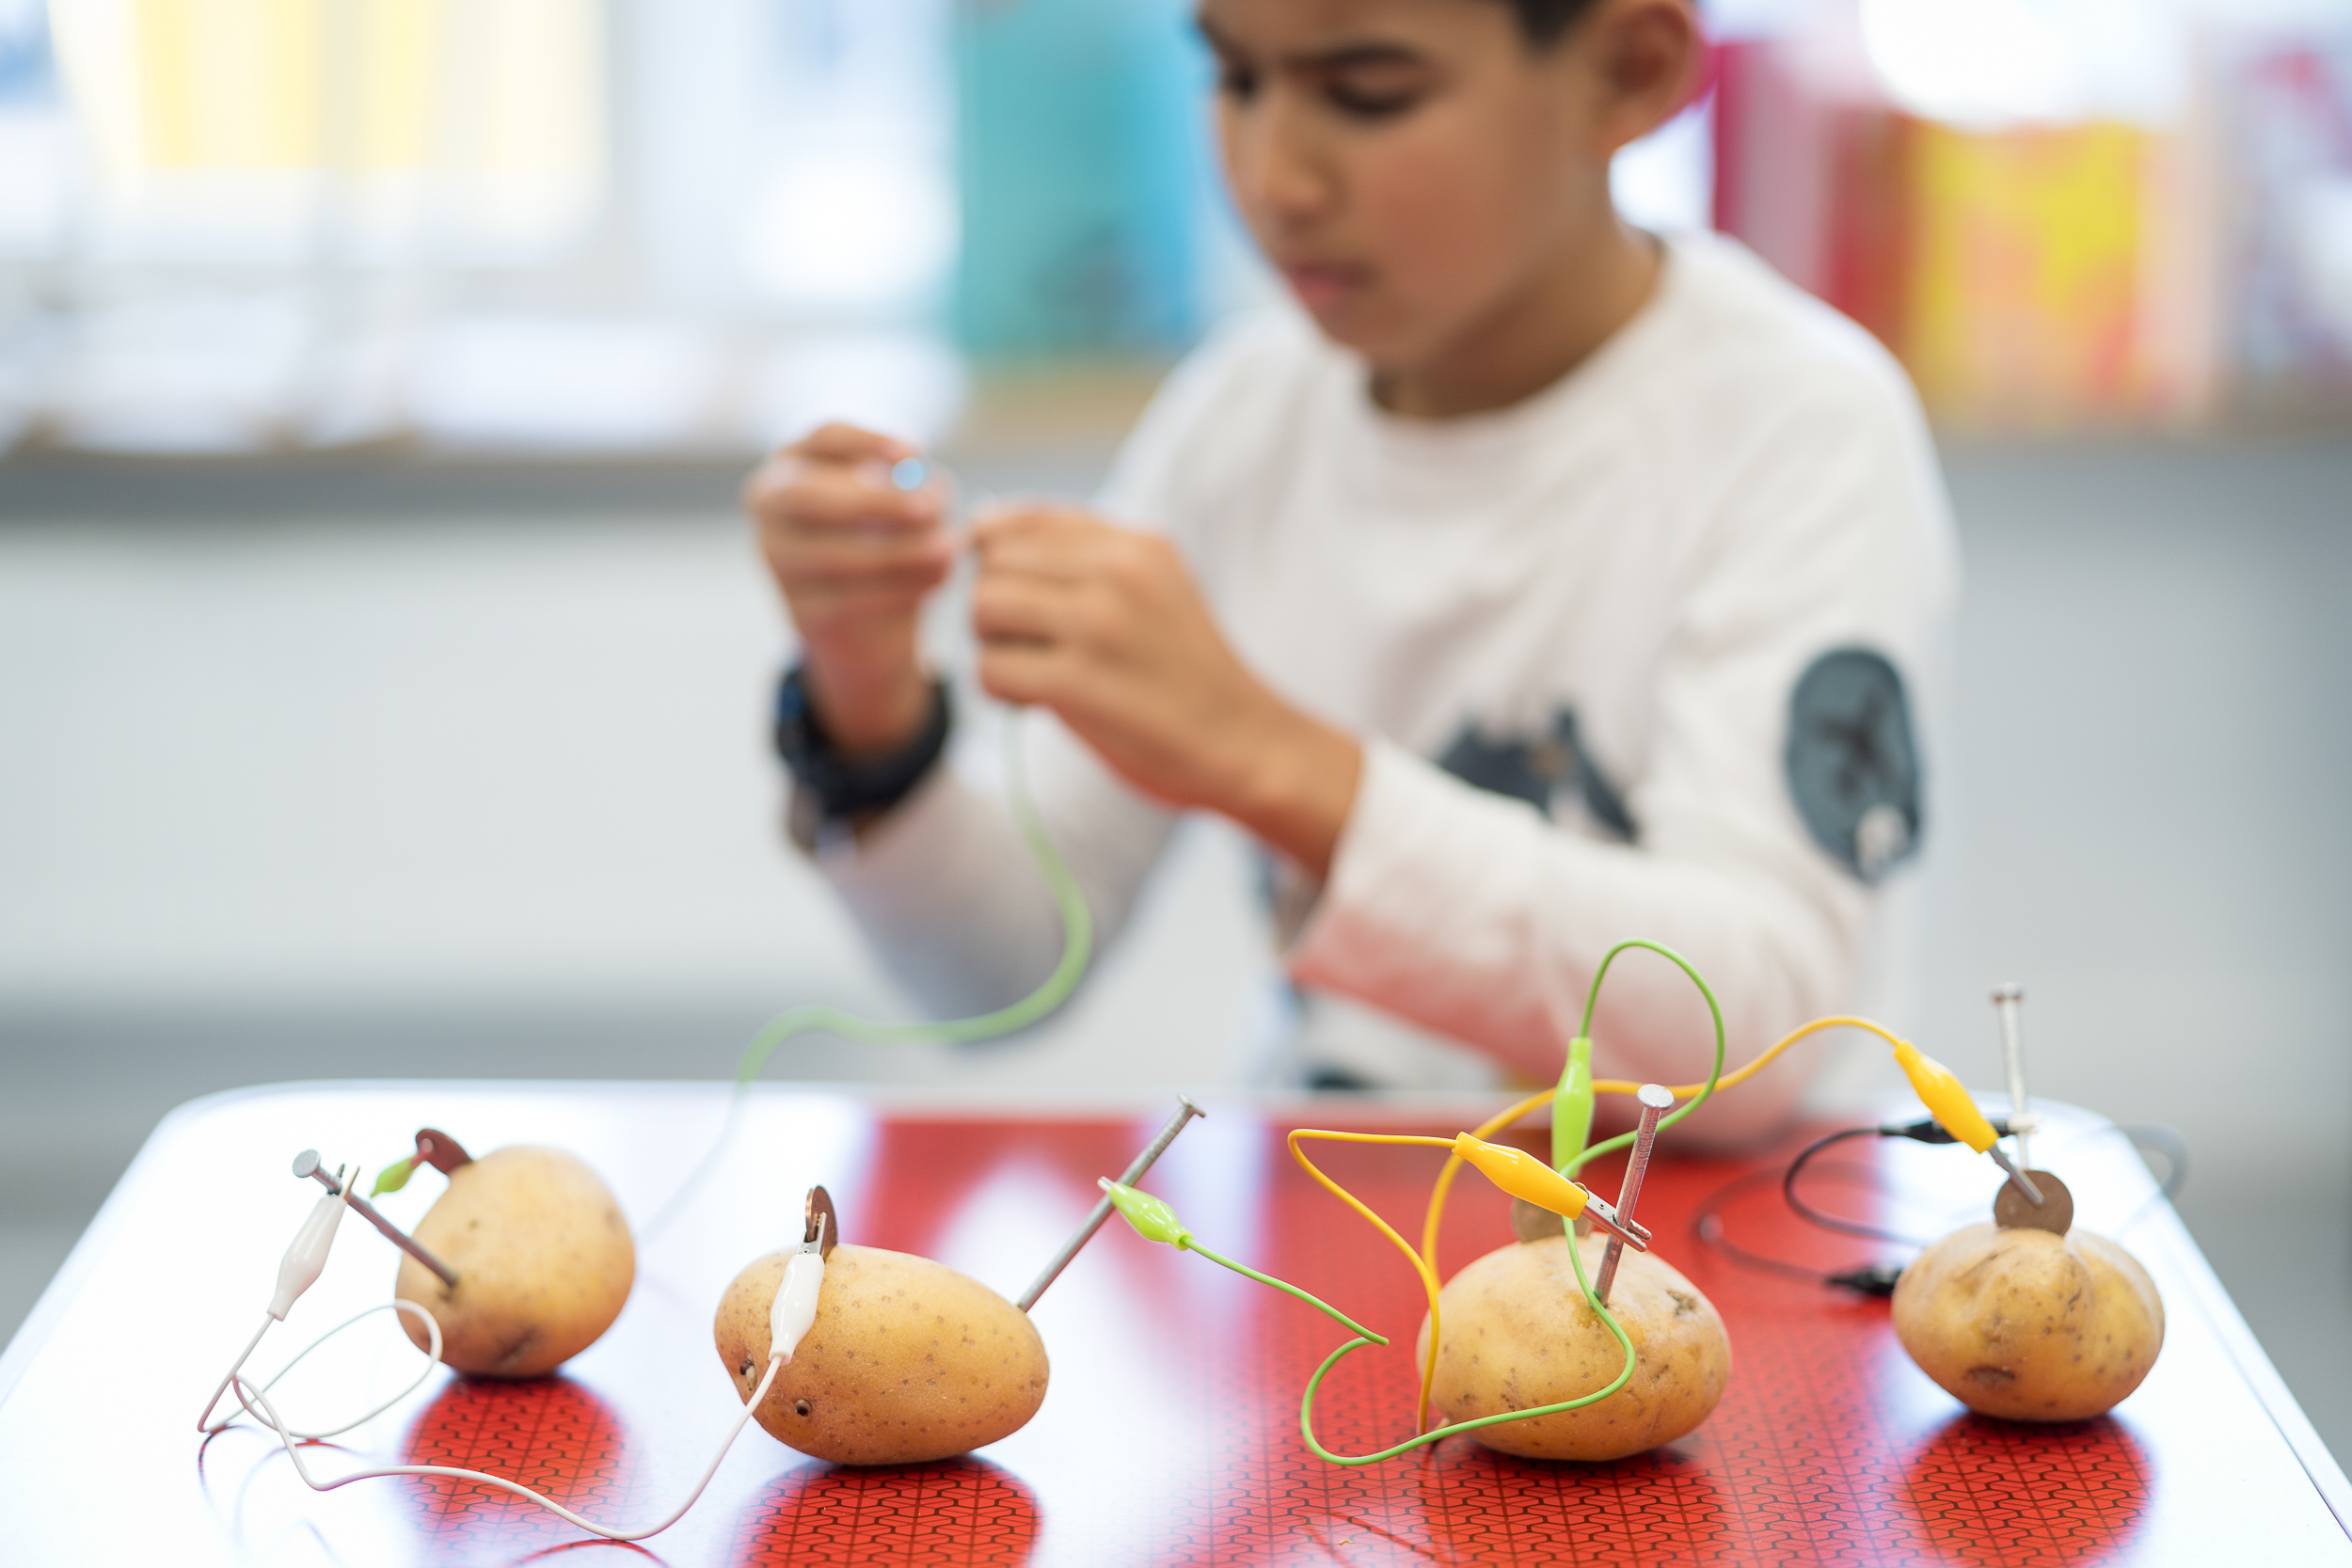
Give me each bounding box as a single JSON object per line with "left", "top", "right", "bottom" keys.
{"left": 771, "top": 664, "right": 952, "bottom": 821}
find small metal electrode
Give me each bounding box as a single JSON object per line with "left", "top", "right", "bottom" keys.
{"left": 1993, "top": 984, "right": 2034, "bottom": 1169}
{"left": 292, "top": 1148, "right": 461, "bottom": 1289}
{"left": 803, "top": 1185, "right": 838, "bottom": 1259}
{"left": 1594, "top": 1084, "right": 1675, "bottom": 1307}
{"left": 1017, "top": 1097, "right": 1203, "bottom": 1312}
{"left": 1985, "top": 1141, "right": 2046, "bottom": 1208}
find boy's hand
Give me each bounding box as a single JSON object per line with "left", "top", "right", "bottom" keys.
{"left": 746, "top": 424, "right": 955, "bottom": 756}
{"left": 972, "top": 507, "right": 1361, "bottom": 879}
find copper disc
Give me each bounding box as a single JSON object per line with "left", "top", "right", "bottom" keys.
{"left": 1510, "top": 1196, "right": 1564, "bottom": 1243}
{"left": 1510, "top": 1197, "right": 1590, "bottom": 1243}
{"left": 804, "top": 1184, "right": 839, "bottom": 1258}
{"left": 413, "top": 1127, "right": 472, "bottom": 1172}
{"left": 1993, "top": 1169, "right": 2073, "bottom": 1235}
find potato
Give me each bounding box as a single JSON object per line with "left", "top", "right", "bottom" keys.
{"left": 1415, "top": 1232, "right": 1731, "bottom": 1461}
{"left": 395, "top": 1146, "right": 634, "bottom": 1379}
{"left": 1893, "top": 1223, "right": 2163, "bottom": 1421}
{"left": 713, "top": 1243, "right": 1048, "bottom": 1465}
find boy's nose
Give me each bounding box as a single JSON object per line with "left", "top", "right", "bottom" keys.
{"left": 1229, "top": 100, "right": 1336, "bottom": 227}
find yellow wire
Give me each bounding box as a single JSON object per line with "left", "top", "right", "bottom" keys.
{"left": 1410, "top": 1090, "right": 1547, "bottom": 1421}
{"left": 1416, "top": 1091, "right": 1549, "bottom": 1272}
{"left": 1409, "top": 1015, "right": 1908, "bottom": 1419}
{"left": 1590, "top": 1014, "right": 1904, "bottom": 1100}
{"left": 1287, "top": 1015, "right": 1908, "bottom": 1453}
{"left": 1285, "top": 1131, "right": 1455, "bottom": 1432}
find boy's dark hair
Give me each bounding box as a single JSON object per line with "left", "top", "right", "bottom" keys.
{"left": 1497, "top": 0, "right": 1600, "bottom": 45}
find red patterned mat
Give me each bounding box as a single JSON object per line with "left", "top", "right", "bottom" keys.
{"left": 6, "top": 1086, "right": 2339, "bottom": 1566}
{"left": 395, "top": 1114, "right": 2165, "bottom": 1564}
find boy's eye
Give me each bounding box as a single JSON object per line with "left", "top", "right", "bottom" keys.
{"left": 1320, "top": 64, "right": 1428, "bottom": 120}
{"left": 1327, "top": 82, "right": 1421, "bottom": 119}
{"left": 1217, "top": 62, "right": 1260, "bottom": 103}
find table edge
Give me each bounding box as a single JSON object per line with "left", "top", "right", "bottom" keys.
{"left": 0, "top": 1091, "right": 197, "bottom": 1409}
{"left": 2156, "top": 1198, "right": 2352, "bottom": 1533}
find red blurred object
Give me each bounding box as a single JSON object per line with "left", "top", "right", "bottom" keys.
{"left": 1712, "top": 35, "right": 1912, "bottom": 355}
{"left": 1, "top": 1084, "right": 2345, "bottom": 1564}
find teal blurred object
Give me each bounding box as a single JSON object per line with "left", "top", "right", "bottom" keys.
{"left": 955, "top": 0, "right": 1215, "bottom": 357}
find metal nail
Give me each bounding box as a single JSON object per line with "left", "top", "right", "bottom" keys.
{"left": 297, "top": 1150, "right": 461, "bottom": 1288}
{"left": 1992, "top": 984, "right": 2032, "bottom": 1169}
{"left": 1986, "top": 1141, "right": 2045, "bottom": 1208}
{"left": 1596, "top": 1084, "right": 1675, "bottom": 1307}
{"left": 1018, "top": 1097, "right": 1204, "bottom": 1312}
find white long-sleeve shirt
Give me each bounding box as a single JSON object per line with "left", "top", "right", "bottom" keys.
{"left": 810, "top": 233, "right": 1958, "bottom": 1134}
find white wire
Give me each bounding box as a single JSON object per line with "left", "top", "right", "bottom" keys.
{"left": 199, "top": 1177, "right": 786, "bottom": 1542}
{"left": 197, "top": 1314, "right": 275, "bottom": 1434}
{"left": 201, "top": 1301, "right": 445, "bottom": 1440}
{"left": 227, "top": 1351, "right": 786, "bottom": 1543}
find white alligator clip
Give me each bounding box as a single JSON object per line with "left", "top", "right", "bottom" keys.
{"left": 768, "top": 1212, "right": 827, "bottom": 1366}
{"left": 269, "top": 1162, "right": 357, "bottom": 1321}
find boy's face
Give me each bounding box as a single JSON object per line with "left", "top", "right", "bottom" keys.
{"left": 1199, "top": 0, "right": 1637, "bottom": 373}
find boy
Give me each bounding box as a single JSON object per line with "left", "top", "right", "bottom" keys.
{"left": 747, "top": 0, "right": 1955, "bottom": 1136}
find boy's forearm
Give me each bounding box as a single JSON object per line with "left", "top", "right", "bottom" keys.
{"left": 1284, "top": 739, "right": 1858, "bottom": 1129}
{"left": 1218, "top": 705, "right": 1363, "bottom": 881}
{"left": 813, "top": 733, "right": 1181, "bottom": 1018}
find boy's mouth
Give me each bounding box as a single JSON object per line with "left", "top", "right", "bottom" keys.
{"left": 1280, "top": 263, "right": 1371, "bottom": 314}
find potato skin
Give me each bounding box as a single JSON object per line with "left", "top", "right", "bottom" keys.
{"left": 1414, "top": 1234, "right": 1731, "bottom": 1461}
{"left": 714, "top": 1243, "right": 1048, "bottom": 1465}
{"left": 395, "top": 1146, "right": 635, "bottom": 1379}
{"left": 1893, "top": 1223, "right": 2163, "bottom": 1421}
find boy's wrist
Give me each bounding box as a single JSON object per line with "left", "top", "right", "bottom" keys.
{"left": 774, "top": 665, "right": 951, "bottom": 824}
{"left": 802, "top": 654, "right": 933, "bottom": 759}
{"left": 1223, "top": 703, "right": 1362, "bottom": 882}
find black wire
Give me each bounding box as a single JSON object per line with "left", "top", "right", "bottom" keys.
{"left": 1783, "top": 1127, "right": 1935, "bottom": 1246}
{"left": 1693, "top": 1112, "right": 2176, "bottom": 1298}
{"left": 1691, "top": 1159, "right": 1906, "bottom": 1295}
{"left": 1691, "top": 1168, "right": 1828, "bottom": 1284}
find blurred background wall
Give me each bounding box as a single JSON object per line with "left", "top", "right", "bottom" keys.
{"left": 4, "top": 0, "right": 2350, "bottom": 442}
{"left": 3, "top": 0, "right": 2350, "bottom": 1458}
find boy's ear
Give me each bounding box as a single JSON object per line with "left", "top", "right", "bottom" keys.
{"left": 1581, "top": 0, "right": 1703, "bottom": 156}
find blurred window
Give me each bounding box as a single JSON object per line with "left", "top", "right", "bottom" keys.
{"left": 50, "top": 0, "right": 607, "bottom": 266}
{"left": 6, "top": 0, "right": 966, "bottom": 452}
{"left": 6, "top": 0, "right": 2350, "bottom": 453}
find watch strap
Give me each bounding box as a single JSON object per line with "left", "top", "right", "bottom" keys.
{"left": 772, "top": 666, "right": 951, "bottom": 820}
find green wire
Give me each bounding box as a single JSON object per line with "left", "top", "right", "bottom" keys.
{"left": 1559, "top": 939, "right": 1725, "bottom": 1180}
{"left": 1183, "top": 1243, "right": 1387, "bottom": 1345}
{"left": 730, "top": 708, "right": 1093, "bottom": 1080}
{"left": 644, "top": 709, "right": 1091, "bottom": 1239}
{"left": 1187, "top": 1221, "right": 1637, "bottom": 1465}
{"left": 668, "top": 718, "right": 1711, "bottom": 1467}
{"left": 1173, "top": 939, "right": 1722, "bottom": 1465}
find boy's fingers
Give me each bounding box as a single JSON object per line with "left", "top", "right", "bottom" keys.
{"left": 795, "top": 578, "right": 941, "bottom": 623}
{"left": 787, "top": 422, "right": 914, "bottom": 465}
{"left": 970, "top": 504, "right": 1101, "bottom": 549}
{"left": 975, "top": 642, "right": 1066, "bottom": 708}
{"left": 755, "top": 462, "right": 941, "bottom": 532}
{"left": 782, "top": 531, "right": 955, "bottom": 585}
{"left": 972, "top": 516, "right": 1112, "bottom": 582}
{"left": 794, "top": 568, "right": 953, "bottom": 612}
{"left": 970, "top": 575, "right": 1071, "bottom": 644}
